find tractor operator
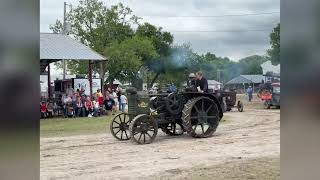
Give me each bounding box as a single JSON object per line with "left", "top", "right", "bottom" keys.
{"left": 196, "top": 71, "right": 208, "bottom": 93}
{"left": 188, "top": 73, "right": 197, "bottom": 86}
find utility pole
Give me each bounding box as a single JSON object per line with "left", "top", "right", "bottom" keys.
{"left": 62, "top": 1, "right": 67, "bottom": 79}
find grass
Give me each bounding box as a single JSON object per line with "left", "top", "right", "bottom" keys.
{"left": 40, "top": 115, "right": 113, "bottom": 138}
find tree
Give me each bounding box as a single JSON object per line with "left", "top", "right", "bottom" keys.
{"left": 135, "top": 23, "right": 174, "bottom": 87}
{"left": 238, "top": 55, "right": 268, "bottom": 74}
{"left": 267, "top": 23, "right": 280, "bottom": 65}
{"left": 104, "top": 36, "right": 158, "bottom": 83}
{"left": 50, "top": 0, "right": 139, "bottom": 80}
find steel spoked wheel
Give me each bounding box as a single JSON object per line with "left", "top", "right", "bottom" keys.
{"left": 110, "top": 113, "right": 131, "bottom": 141}
{"left": 129, "top": 114, "right": 158, "bottom": 144}
{"left": 161, "top": 122, "right": 184, "bottom": 136}
{"left": 182, "top": 97, "right": 220, "bottom": 138}
{"left": 237, "top": 101, "right": 244, "bottom": 112}
{"left": 166, "top": 93, "right": 184, "bottom": 115}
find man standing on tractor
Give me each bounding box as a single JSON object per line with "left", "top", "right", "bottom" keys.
{"left": 188, "top": 73, "right": 197, "bottom": 86}
{"left": 196, "top": 71, "right": 208, "bottom": 93}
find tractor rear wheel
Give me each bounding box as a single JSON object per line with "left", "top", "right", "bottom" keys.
{"left": 110, "top": 113, "right": 131, "bottom": 141}
{"left": 129, "top": 114, "right": 158, "bottom": 144}
{"left": 182, "top": 97, "right": 220, "bottom": 138}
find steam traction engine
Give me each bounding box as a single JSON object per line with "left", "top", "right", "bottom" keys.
{"left": 110, "top": 87, "right": 223, "bottom": 144}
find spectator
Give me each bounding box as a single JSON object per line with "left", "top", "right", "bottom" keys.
{"left": 116, "top": 89, "right": 121, "bottom": 110}
{"left": 247, "top": 86, "right": 253, "bottom": 102}
{"left": 119, "top": 92, "right": 127, "bottom": 112}
{"left": 65, "top": 100, "right": 75, "bottom": 118}
{"left": 53, "top": 101, "right": 59, "bottom": 116}
{"left": 104, "top": 95, "right": 115, "bottom": 115}
{"left": 40, "top": 101, "right": 47, "bottom": 118}
{"left": 92, "top": 97, "right": 100, "bottom": 117}
{"left": 96, "top": 89, "right": 104, "bottom": 107}
{"left": 112, "top": 90, "right": 119, "bottom": 111}
{"left": 75, "top": 97, "right": 85, "bottom": 117}
{"left": 63, "top": 95, "right": 72, "bottom": 117}
{"left": 84, "top": 97, "right": 94, "bottom": 117}
{"left": 47, "top": 101, "right": 54, "bottom": 117}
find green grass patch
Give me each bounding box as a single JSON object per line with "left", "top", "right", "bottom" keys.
{"left": 40, "top": 116, "right": 113, "bottom": 138}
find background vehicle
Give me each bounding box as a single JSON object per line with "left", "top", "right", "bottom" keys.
{"left": 258, "top": 83, "right": 280, "bottom": 109}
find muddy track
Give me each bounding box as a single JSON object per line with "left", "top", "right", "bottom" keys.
{"left": 41, "top": 107, "right": 280, "bottom": 180}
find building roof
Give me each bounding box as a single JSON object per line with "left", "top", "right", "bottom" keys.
{"left": 226, "top": 75, "right": 264, "bottom": 85}
{"left": 40, "top": 33, "right": 106, "bottom": 61}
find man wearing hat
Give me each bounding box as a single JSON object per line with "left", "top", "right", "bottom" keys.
{"left": 189, "top": 73, "right": 197, "bottom": 86}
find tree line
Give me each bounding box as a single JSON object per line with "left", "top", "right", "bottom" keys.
{"left": 50, "top": 0, "right": 280, "bottom": 87}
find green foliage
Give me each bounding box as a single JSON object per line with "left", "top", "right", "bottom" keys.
{"left": 136, "top": 22, "right": 173, "bottom": 56}
{"left": 239, "top": 55, "right": 268, "bottom": 75}
{"left": 267, "top": 23, "right": 280, "bottom": 65}
{"left": 50, "top": 0, "right": 139, "bottom": 77}
{"left": 105, "top": 36, "right": 158, "bottom": 83}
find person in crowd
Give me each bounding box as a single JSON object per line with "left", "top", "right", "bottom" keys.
{"left": 61, "top": 94, "right": 72, "bottom": 116}
{"left": 112, "top": 89, "right": 119, "bottom": 111}
{"left": 96, "top": 89, "right": 104, "bottom": 107}
{"left": 116, "top": 89, "right": 121, "bottom": 110}
{"left": 196, "top": 71, "right": 208, "bottom": 93}
{"left": 53, "top": 101, "right": 59, "bottom": 116}
{"left": 76, "top": 89, "right": 81, "bottom": 96}
{"left": 40, "top": 101, "right": 48, "bottom": 118}
{"left": 92, "top": 97, "right": 100, "bottom": 117}
{"left": 85, "top": 96, "right": 94, "bottom": 117}
{"left": 65, "top": 100, "right": 75, "bottom": 118}
{"left": 107, "top": 87, "right": 112, "bottom": 94}
{"left": 104, "top": 95, "right": 116, "bottom": 115}
{"left": 247, "top": 86, "right": 253, "bottom": 102}
{"left": 46, "top": 100, "right": 54, "bottom": 117}
{"left": 75, "top": 96, "right": 85, "bottom": 117}
{"left": 120, "top": 92, "right": 128, "bottom": 113}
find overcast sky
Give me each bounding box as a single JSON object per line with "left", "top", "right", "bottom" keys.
{"left": 40, "top": 0, "right": 279, "bottom": 79}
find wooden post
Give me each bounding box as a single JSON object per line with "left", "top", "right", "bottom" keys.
{"left": 100, "top": 61, "right": 105, "bottom": 97}
{"left": 89, "top": 60, "right": 93, "bottom": 98}
{"left": 47, "top": 63, "right": 51, "bottom": 98}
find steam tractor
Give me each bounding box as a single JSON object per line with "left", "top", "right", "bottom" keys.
{"left": 110, "top": 87, "right": 223, "bottom": 144}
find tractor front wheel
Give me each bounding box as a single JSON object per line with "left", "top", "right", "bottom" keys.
{"left": 129, "top": 114, "right": 158, "bottom": 144}
{"left": 110, "top": 113, "right": 131, "bottom": 141}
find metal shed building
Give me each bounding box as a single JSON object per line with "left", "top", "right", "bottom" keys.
{"left": 225, "top": 75, "right": 264, "bottom": 93}
{"left": 40, "top": 33, "right": 107, "bottom": 97}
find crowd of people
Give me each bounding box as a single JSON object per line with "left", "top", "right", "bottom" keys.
{"left": 40, "top": 87, "right": 127, "bottom": 119}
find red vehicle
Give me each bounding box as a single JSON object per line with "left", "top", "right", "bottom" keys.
{"left": 258, "top": 83, "right": 280, "bottom": 109}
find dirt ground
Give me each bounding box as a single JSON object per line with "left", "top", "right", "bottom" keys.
{"left": 40, "top": 95, "right": 280, "bottom": 180}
